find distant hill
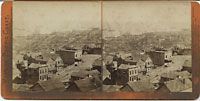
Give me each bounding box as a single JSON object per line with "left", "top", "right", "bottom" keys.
{"left": 104, "top": 29, "right": 191, "bottom": 54}
{"left": 13, "top": 28, "right": 191, "bottom": 55}
{"left": 13, "top": 28, "right": 102, "bottom": 53}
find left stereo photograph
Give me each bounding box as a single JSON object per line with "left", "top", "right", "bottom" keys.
{"left": 12, "top": 2, "right": 102, "bottom": 92}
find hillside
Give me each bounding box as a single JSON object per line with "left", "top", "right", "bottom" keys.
{"left": 13, "top": 28, "right": 191, "bottom": 55}
{"left": 13, "top": 28, "right": 102, "bottom": 53}
{"left": 104, "top": 29, "right": 191, "bottom": 54}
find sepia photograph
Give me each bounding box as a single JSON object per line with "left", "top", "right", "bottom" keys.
{"left": 102, "top": 2, "right": 192, "bottom": 92}
{"left": 11, "top": 1, "right": 192, "bottom": 93}
{"left": 12, "top": 2, "right": 102, "bottom": 92}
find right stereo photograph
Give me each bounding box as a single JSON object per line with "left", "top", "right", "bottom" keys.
{"left": 102, "top": 2, "right": 192, "bottom": 92}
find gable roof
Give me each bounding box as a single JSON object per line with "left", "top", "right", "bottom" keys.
{"left": 126, "top": 80, "right": 155, "bottom": 92}
{"left": 132, "top": 54, "right": 150, "bottom": 62}
{"left": 164, "top": 78, "right": 192, "bottom": 92}
{"left": 37, "top": 78, "right": 65, "bottom": 92}
{"left": 124, "top": 53, "right": 150, "bottom": 64}
{"left": 74, "top": 77, "right": 101, "bottom": 92}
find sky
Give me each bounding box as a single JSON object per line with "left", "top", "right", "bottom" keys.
{"left": 13, "top": 2, "right": 191, "bottom": 37}
{"left": 103, "top": 2, "right": 191, "bottom": 37}
{"left": 13, "top": 2, "right": 101, "bottom": 36}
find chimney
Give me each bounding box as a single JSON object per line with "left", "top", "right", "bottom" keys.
{"left": 24, "top": 60, "right": 28, "bottom": 69}
{"left": 113, "top": 61, "right": 118, "bottom": 68}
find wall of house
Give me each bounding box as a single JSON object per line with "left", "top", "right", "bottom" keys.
{"left": 47, "top": 59, "right": 56, "bottom": 71}
{"left": 145, "top": 57, "right": 153, "bottom": 68}
{"left": 182, "top": 66, "right": 192, "bottom": 73}
{"left": 23, "top": 68, "right": 39, "bottom": 84}
{"left": 137, "top": 60, "right": 145, "bottom": 73}
{"left": 148, "top": 52, "right": 165, "bottom": 66}
{"left": 128, "top": 68, "right": 139, "bottom": 82}
{"left": 39, "top": 67, "right": 48, "bottom": 81}
{"left": 55, "top": 57, "right": 64, "bottom": 72}
{"left": 75, "top": 50, "right": 82, "bottom": 60}
{"left": 116, "top": 69, "right": 129, "bottom": 85}
{"left": 164, "top": 51, "right": 172, "bottom": 60}
{"left": 56, "top": 50, "right": 75, "bottom": 66}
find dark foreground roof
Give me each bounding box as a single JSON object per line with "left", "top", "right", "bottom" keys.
{"left": 37, "top": 78, "right": 65, "bottom": 92}
{"left": 124, "top": 80, "right": 155, "bottom": 92}
{"left": 74, "top": 77, "right": 101, "bottom": 92}
{"left": 164, "top": 78, "right": 192, "bottom": 92}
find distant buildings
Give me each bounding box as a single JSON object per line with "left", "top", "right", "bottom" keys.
{"left": 82, "top": 44, "right": 102, "bottom": 55}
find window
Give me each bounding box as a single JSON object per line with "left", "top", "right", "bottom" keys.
{"left": 39, "top": 76, "right": 41, "bottom": 80}
{"left": 129, "top": 71, "right": 131, "bottom": 75}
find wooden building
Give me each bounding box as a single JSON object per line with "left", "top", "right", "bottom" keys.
{"left": 115, "top": 64, "right": 139, "bottom": 85}
{"left": 56, "top": 50, "right": 75, "bottom": 66}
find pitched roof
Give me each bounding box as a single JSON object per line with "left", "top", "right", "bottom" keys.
{"left": 83, "top": 70, "right": 100, "bottom": 76}
{"left": 37, "top": 78, "right": 65, "bottom": 92}
{"left": 183, "top": 59, "right": 192, "bottom": 67}
{"left": 41, "top": 52, "right": 60, "bottom": 61}
{"left": 161, "top": 71, "right": 191, "bottom": 79}
{"left": 74, "top": 77, "right": 101, "bottom": 92}
{"left": 160, "top": 72, "right": 178, "bottom": 79}
{"left": 71, "top": 70, "right": 100, "bottom": 79}
{"left": 118, "top": 64, "right": 137, "bottom": 69}
{"left": 103, "top": 55, "right": 113, "bottom": 65}
{"left": 103, "top": 85, "right": 122, "bottom": 92}
{"left": 175, "top": 71, "right": 191, "bottom": 78}
{"left": 132, "top": 54, "right": 150, "bottom": 62}
{"left": 71, "top": 71, "right": 89, "bottom": 79}
{"left": 124, "top": 56, "right": 139, "bottom": 63}
{"left": 164, "top": 78, "right": 192, "bottom": 92}
{"left": 92, "top": 59, "right": 102, "bottom": 67}
{"left": 126, "top": 80, "right": 155, "bottom": 92}
{"left": 29, "top": 63, "right": 46, "bottom": 69}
